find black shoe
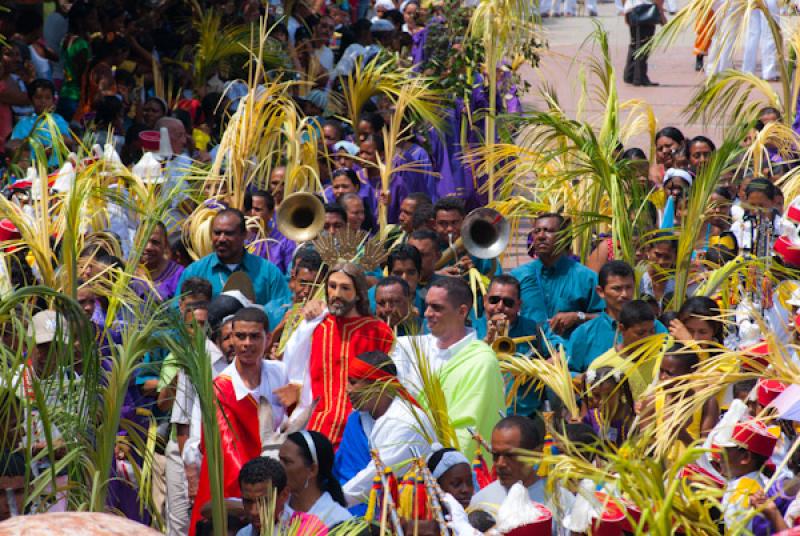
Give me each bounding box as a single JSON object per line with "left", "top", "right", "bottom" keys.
{"left": 695, "top": 55, "right": 704, "bottom": 71}
{"left": 634, "top": 79, "right": 660, "bottom": 86}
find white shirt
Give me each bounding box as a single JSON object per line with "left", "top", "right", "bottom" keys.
{"left": 723, "top": 470, "right": 765, "bottom": 531}
{"left": 314, "top": 47, "right": 334, "bottom": 72}
{"left": 307, "top": 491, "right": 353, "bottom": 527}
{"left": 173, "top": 339, "right": 227, "bottom": 467}
{"left": 225, "top": 358, "right": 289, "bottom": 428}
{"left": 391, "top": 329, "right": 477, "bottom": 394}
{"left": 343, "top": 398, "right": 436, "bottom": 505}
{"left": 471, "top": 479, "right": 569, "bottom": 535}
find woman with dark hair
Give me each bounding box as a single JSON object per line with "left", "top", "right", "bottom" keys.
{"left": 583, "top": 366, "right": 635, "bottom": 447}
{"left": 687, "top": 135, "right": 716, "bottom": 171}
{"left": 140, "top": 96, "right": 168, "bottom": 130}
{"left": 279, "top": 431, "right": 352, "bottom": 527}
{"left": 655, "top": 127, "right": 686, "bottom": 171}
{"left": 669, "top": 296, "right": 725, "bottom": 347}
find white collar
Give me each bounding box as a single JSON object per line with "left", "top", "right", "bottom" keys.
{"left": 433, "top": 328, "right": 476, "bottom": 353}
{"left": 227, "top": 359, "right": 267, "bottom": 401}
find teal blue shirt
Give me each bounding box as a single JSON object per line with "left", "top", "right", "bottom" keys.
{"left": 474, "top": 314, "right": 546, "bottom": 416}
{"left": 510, "top": 256, "right": 604, "bottom": 344}
{"left": 566, "top": 311, "right": 668, "bottom": 375}
{"left": 176, "top": 251, "right": 290, "bottom": 306}
{"left": 264, "top": 299, "right": 292, "bottom": 332}
{"left": 368, "top": 284, "right": 426, "bottom": 317}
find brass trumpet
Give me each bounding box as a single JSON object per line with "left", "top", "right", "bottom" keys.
{"left": 276, "top": 192, "right": 325, "bottom": 241}
{"left": 487, "top": 317, "right": 536, "bottom": 357}
{"left": 489, "top": 318, "right": 515, "bottom": 356}
{"left": 434, "top": 207, "right": 510, "bottom": 271}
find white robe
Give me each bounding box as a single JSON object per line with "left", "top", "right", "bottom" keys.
{"left": 342, "top": 398, "right": 435, "bottom": 506}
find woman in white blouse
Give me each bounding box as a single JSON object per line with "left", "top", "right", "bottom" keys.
{"left": 278, "top": 431, "right": 353, "bottom": 528}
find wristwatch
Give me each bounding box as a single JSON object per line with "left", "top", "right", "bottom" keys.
{"left": 576, "top": 311, "right": 586, "bottom": 322}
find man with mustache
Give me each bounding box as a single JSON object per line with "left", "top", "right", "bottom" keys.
{"left": 279, "top": 263, "right": 395, "bottom": 447}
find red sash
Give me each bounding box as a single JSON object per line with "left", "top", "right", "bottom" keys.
{"left": 188, "top": 374, "right": 262, "bottom": 536}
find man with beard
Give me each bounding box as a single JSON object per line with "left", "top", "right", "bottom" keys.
{"left": 280, "top": 263, "right": 395, "bottom": 447}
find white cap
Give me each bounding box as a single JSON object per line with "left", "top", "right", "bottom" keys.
{"left": 158, "top": 126, "right": 174, "bottom": 158}
{"left": 132, "top": 152, "right": 165, "bottom": 184}
{"left": 51, "top": 161, "right": 75, "bottom": 193}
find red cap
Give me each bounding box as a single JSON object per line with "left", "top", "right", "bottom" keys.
{"left": 787, "top": 203, "right": 800, "bottom": 224}
{"left": 139, "top": 130, "right": 161, "bottom": 152}
{"left": 0, "top": 219, "right": 20, "bottom": 242}
{"left": 677, "top": 463, "right": 725, "bottom": 488}
{"left": 742, "top": 341, "right": 770, "bottom": 371}
{"left": 730, "top": 420, "right": 778, "bottom": 458}
{"left": 589, "top": 492, "right": 626, "bottom": 536}
{"left": 757, "top": 379, "right": 787, "bottom": 407}
{"left": 795, "top": 313, "right": 800, "bottom": 334}
{"left": 776, "top": 236, "right": 800, "bottom": 267}
{"left": 503, "top": 503, "right": 552, "bottom": 536}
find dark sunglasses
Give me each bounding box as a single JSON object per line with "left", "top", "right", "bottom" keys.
{"left": 488, "top": 295, "right": 516, "bottom": 307}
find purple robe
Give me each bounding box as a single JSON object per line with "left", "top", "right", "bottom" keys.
{"left": 411, "top": 28, "right": 428, "bottom": 67}
{"left": 582, "top": 409, "right": 629, "bottom": 448}
{"left": 153, "top": 260, "right": 184, "bottom": 302}
{"left": 358, "top": 168, "right": 408, "bottom": 224}
{"left": 429, "top": 72, "right": 522, "bottom": 208}
{"left": 751, "top": 478, "right": 794, "bottom": 536}
{"left": 247, "top": 227, "right": 296, "bottom": 274}
{"left": 107, "top": 379, "right": 156, "bottom": 524}
{"left": 393, "top": 143, "right": 437, "bottom": 201}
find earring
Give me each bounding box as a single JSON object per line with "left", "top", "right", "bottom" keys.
{"left": 303, "top": 477, "right": 309, "bottom": 490}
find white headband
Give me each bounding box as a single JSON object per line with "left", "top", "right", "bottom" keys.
{"left": 663, "top": 168, "right": 693, "bottom": 188}
{"left": 430, "top": 448, "right": 470, "bottom": 480}
{"left": 299, "top": 431, "right": 318, "bottom": 466}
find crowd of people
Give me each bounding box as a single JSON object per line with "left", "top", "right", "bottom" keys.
{"left": 2, "top": 0, "right": 800, "bottom": 535}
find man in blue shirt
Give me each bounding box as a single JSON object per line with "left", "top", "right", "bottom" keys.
{"left": 374, "top": 276, "right": 423, "bottom": 335}
{"left": 9, "top": 79, "right": 74, "bottom": 167}
{"left": 433, "top": 197, "right": 500, "bottom": 278}
{"left": 568, "top": 260, "right": 667, "bottom": 376}
{"left": 367, "top": 244, "right": 426, "bottom": 316}
{"left": 510, "top": 213, "right": 604, "bottom": 346}
{"left": 176, "top": 209, "right": 290, "bottom": 306}
{"left": 475, "top": 274, "right": 545, "bottom": 416}
{"left": 264, "top": 248, "right": 326, "bottom": 351}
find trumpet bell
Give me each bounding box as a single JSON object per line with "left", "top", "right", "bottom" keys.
{"left": 461, "top": 208, "right": 510, "bottom": 260}
{"left": 491, "top": 336, "right": 516, "bottom": 356}
{"left": 276, "top": 192, "right": 325, "bottom": 242}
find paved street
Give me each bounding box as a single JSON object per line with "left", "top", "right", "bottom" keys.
{"left": 518, "top": 1, "right": 781, "bottom": 147}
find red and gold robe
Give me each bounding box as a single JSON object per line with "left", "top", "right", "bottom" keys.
{"left": 188, "top": 373, "right": 262, "bottom": 536}
{"left": 308, "top": 315, "right": 394, "bottom": 447}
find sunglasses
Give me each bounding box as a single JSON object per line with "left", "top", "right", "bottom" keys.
{"left": 488, "top": 295, "right": 516, "bottom": 307}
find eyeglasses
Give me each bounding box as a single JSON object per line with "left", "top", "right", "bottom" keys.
{"left": 488, "top": 295, "right": 516, "bottom": 307}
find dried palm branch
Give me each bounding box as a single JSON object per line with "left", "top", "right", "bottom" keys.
{"left": 191, "top": 9, "right": 252, "bottom": 92}
{"left": 664, "top": 125, "right": 747, "bottom": 309}
{"left": 500, "top": 341, "right": 580, "bottom": 420}
{"left": 467, "top": 0, "right": 538, "bottom": 202}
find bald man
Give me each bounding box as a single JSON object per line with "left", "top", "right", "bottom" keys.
{"left": 156, "top": 117, "right": 194, "bottom": 226}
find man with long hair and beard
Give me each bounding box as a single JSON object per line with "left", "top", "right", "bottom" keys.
{"left": 279, "top": 263, "right": 395, "bottom": 448}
